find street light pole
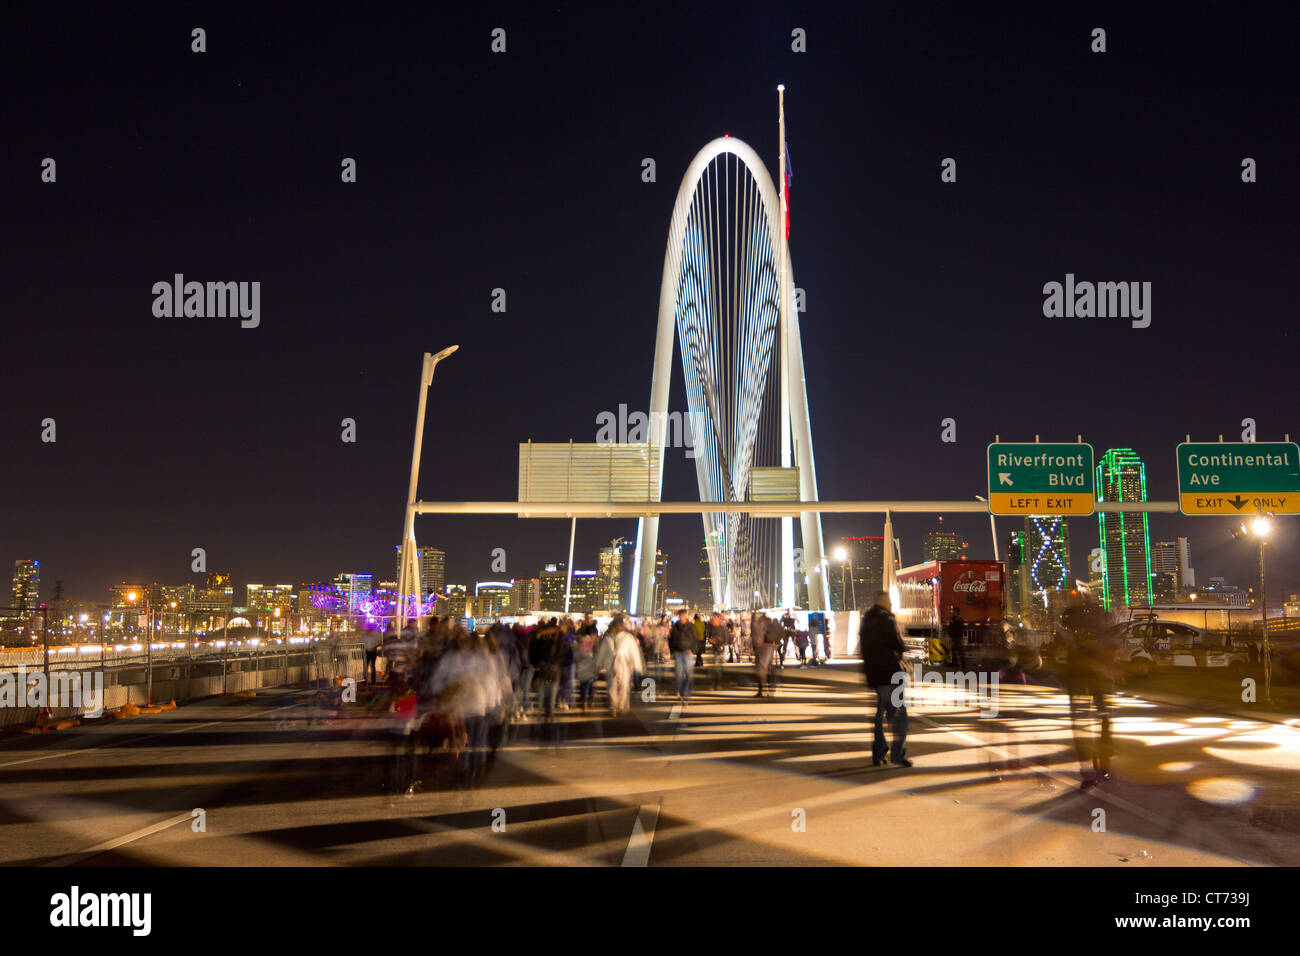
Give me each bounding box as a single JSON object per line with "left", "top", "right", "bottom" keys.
{"left": 1260, "top": 535, "right": 1270, "bottom": 703}
{"left": 397, "top": 345, "right": 459, "bottom": 635}
{"left": 147, "top": 591, "right": 155, "bottom": 705}
{"left": 1234, "top": 515, "right": 1274, "bottom": 704}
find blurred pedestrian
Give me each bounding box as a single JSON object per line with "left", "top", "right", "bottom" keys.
{"left": 752, "top": 611, "right": 776, "bottom": 698}
{"left": 530, "top": 618, "right": 566, "bottom": 741}
{"left": 860, "top": 591, "right": 910, "bottom": 767}
{"left": 669, "top": 609, "right": 696, "bottom": 703}
{"left": 1059, "top": 604, "right": 1116, "bottom": 789}
{"left": 362, "top": 626, "right": 382, "bottom": 684}
{"left": 947, "top": 606, "right": 967, "bottom": 669}
{"left": 600, "top": 615, "right": 644, "bottom": 715}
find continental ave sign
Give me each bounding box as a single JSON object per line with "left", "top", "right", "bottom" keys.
{"left": 1177, "top": 441, "right": 1300, "bottom": 515}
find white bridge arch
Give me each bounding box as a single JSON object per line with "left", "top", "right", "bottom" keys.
{"left": 631, "top": 136, "right": 830, "bottom": 613}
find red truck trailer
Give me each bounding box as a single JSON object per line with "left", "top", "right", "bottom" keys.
{"left": 895, "top": 560, "right": 1006, "bottom": 665}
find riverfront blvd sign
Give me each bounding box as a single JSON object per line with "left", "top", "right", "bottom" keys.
{"left": 1176, "top": 442, "right": 1300, "bottom": 515}
{"left": 986, "top": 442, "right": 1096, "bottom": 516}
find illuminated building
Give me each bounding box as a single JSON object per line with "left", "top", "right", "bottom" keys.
{"left": 11, "top": 559, "right": 40, "bottom": 613}
{"left": 438, "top": 584, "right": 471, "bottom": 618}
{"left": 699, "top": 540, "right": 714, "bottom": 609}
{"left": 921, "top": 518, "right": 968, "bottom": 562}
{"left": 509, "top": 578, "right": 540, "bottom": 614}
{"left": 1024, "top": 516, "right": 1071, "bottom": 627}
{"left": 333, "top": 573, "right": 374, "bottom": 615}
{"left": 1151, "top": 538, "right": 1195, "bottom": 601}
{"left": 475, "top": 581, "right": 511, "bottom": 616}
{"left": 246, "top": 583, "right": 294, "bottom": 613}
{"left": 829, "top": 536, "right": 884, "bottom": 611}
{"left": 539, "top": 565, "right": 608, "bottom": 614}
{"left": 652, "top": 550, "right": 667, "bottom": 616}
{"left": 1005, "top": 530, "right": 1031, "bottom": 622}
{"left": 394, "top": 545, "right": 446, "bottom": 601}
{"left": 1096, "top": 448, "right": 1154, "bottom": 610}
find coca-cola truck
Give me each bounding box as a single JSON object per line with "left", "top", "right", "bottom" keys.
{"left": 894, "top": 560, "right": 1006, "bottom": 665}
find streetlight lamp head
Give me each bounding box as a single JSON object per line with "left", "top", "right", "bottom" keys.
{"left": 833, "top": 547, "right": 847, "bottom": 562}
{"left": 432, "top": 344, "right": 459, "bottom": 362}
{"left": 1252, "top": 516, "right": 1271, "bottom": 537}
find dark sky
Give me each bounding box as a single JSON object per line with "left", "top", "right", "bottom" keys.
{"left": 2, "top": 2, "right": 1296, "bottom": 605}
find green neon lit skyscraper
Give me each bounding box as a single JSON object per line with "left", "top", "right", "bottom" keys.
{"left": 1096, "top": 448, "right": 1154, "bottom": 611}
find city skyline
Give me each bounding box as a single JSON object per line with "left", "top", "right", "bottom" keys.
{"left": 7, "top": 507, "right": 1285, "bottom": 620}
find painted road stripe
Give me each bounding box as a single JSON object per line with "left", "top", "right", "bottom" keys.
{"left": 621, "top": 801, "right": 661, "bottom": 866}
{"left": 42, "top": 811, "right": 194, "bottom": 867}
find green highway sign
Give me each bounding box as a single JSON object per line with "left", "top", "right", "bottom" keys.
{"left": 986, "top": 442, "right": 1096, "bottom": 516}
{"left": 1177, "top": 441, "right": 1300, "bottom": 515}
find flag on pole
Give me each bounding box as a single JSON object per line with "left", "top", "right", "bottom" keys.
{"left": 783, "top": 140, "right": 792, "bottom": 238}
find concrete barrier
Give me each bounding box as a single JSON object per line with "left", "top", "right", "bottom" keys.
{"left": 0, "top": 644, "right": 364, "bottom": 731}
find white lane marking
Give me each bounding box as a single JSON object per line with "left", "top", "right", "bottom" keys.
{"left": 621, "top": 801, "right": 661, "bottom": 867}
{"left": 42, "top": 811, "right": 195, "bottom": 867}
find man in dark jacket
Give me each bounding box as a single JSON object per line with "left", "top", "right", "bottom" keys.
{"left": 530, "top": 619, "right": 566, "bottom": 739}
{"left": 752, "top": 612, "right": 776, "bottom": 697}
{"left": 860, "top": 591, "right": 910, "bottom": 767}
{"left": 668, "top": 609, "right": 697, "bottom": 702}
{"left": 946, "top": 606, "right": 967, "bottom": 669}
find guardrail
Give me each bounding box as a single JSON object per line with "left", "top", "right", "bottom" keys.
{"left": 0, "top": 641, "right": 365, "bottom": 730}
{"left": 0, "top": 638, "right": 354, "bottom": 673}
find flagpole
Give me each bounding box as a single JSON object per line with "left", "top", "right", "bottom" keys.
{"left": 777, "top": 84, "right": 794, "bottom": 608}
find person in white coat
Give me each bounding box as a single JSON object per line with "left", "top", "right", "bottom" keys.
{"left": 599, "top": 616, "right": 645, "bottom": 715}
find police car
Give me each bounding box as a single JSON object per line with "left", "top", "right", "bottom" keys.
{"left": 1107, "top": 619, "right": 1249, "bottom": 677}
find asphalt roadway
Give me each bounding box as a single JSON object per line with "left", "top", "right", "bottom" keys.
{"left": 3, "top": 659, "right": 1299, "bottom": 866}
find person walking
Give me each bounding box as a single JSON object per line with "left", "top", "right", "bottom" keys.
{"left": 574, "top": 629, "right": 598, "bottom": 713}
{"left": 807, "top": 610, "right": 826, "bottom": 666}
{"left": 705, "top": 612, "right": 728, "bottom": 689}
{"left": 752, "top": 611, "right": 776, "bottom": 698}
{"left": 779, "top": 609, "right": 796, "bottom": 668}
{"left": 1060, "top": 605, "right": 1116, "bottom": 789}
{"left": 529, "top": 618, "right": 566, "bottom": 742}
{"left": 860, "top": 591, "right": 910, "bottom": 767}
{"left": 669, "top": 609, "right": 697, "bottom": 703}
{"left": 946, "top": 606, "right": 967, "bottom": 669}
{"left": 599, "top": 615, "right": 645, "bottom": 715}
{"left": 362, "top": 626, "right": 382, "bottom": 685}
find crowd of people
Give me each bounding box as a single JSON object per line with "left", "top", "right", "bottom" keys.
{"left": 374, "top": 607, "right": 834, "bottom": 794}
{"left": 369, "top": 594, "right": 1121, "bottom": 796}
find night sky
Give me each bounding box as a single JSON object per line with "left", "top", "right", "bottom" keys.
{"left": 2, "top": 3, "right": 1296, "bottom": 605}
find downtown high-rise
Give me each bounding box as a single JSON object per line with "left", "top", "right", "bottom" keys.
{"left": 1150, "top": 537, "right": 1195, "bottom": 601}
{"left": 1023, "top": 517, "right": 1071, "bottom": 626}
{"left": 1096, "top": 448, "right": 1154, "bottom": 610}
{"left": 11, "top": 559, "right": 39, "bottom": 612}
{"left": 393, "top": 545, "right": 445, "bottom": 600}
{"left": 921, "top": 518, "right": 968, "bottom": 562}
{"left": 829, "top": 536, "right": 884, "bottom": 611}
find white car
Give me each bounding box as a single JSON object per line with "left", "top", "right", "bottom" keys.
{"left": 1108, "top": 620, "right": 1249, "bottom": 677}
